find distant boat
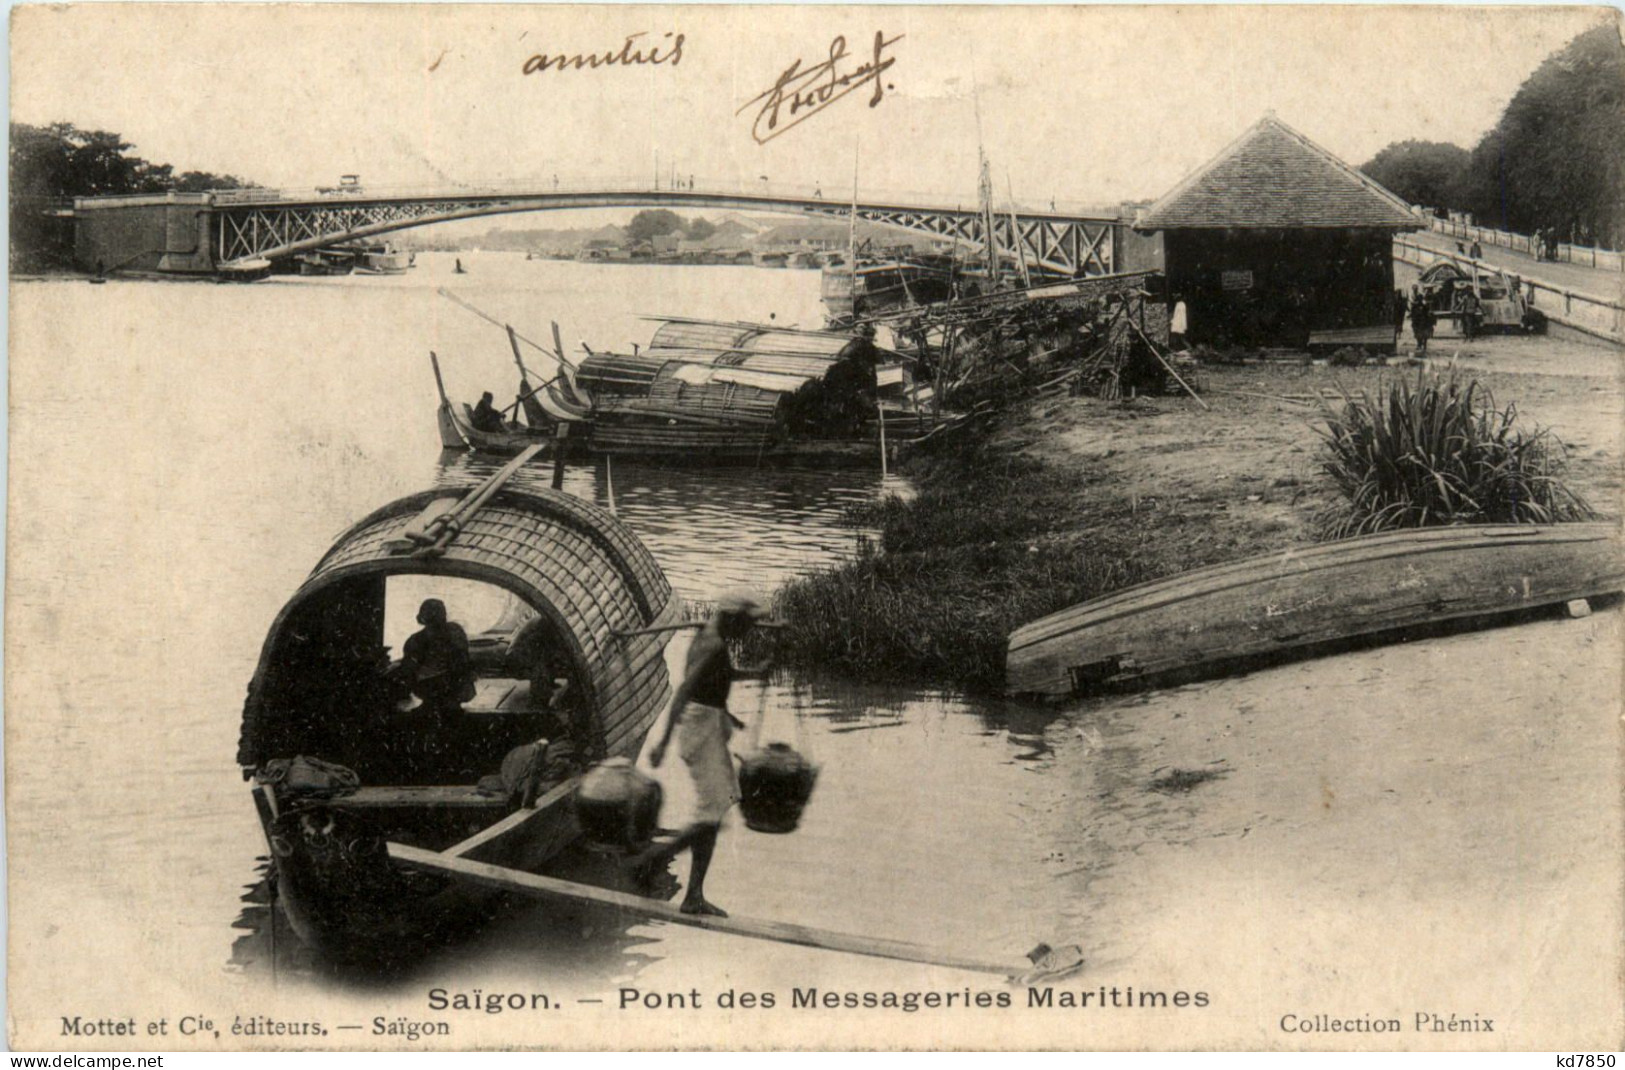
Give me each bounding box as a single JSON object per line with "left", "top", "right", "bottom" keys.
{"left": 295, "top": 249, "right": 357, "bottom": 276}
{"left": 820, "top": 250, "right": 960, "bottom": 320}
{"left": 354, "top": 245, "right": 412, "bottom": 275}
{"left": 217, "top": 258, "right": 274, "bottom": 283}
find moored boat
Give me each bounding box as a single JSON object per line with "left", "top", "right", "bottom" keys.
{"left": 354, "top": 244, "right": 413, "bottom": 275}
{"left": 238, "top": 462, "right": 679, "bottom": 960}
{"left": 435, "top": 317, "right": 917, "bottom": 465}
{"left": 1006, "top": 523, "right": 1624, "bottom": 697}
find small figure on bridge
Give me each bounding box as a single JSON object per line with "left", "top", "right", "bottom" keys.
{"left": 1469, "top": 239, "right": 1482, "bottom": 260}
{"left": 471, "top": 391, "right": 508, "bottom": 433}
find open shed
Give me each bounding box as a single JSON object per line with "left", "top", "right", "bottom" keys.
{"left": 1135, "top": 115, "right": 1421, "bottom": 348}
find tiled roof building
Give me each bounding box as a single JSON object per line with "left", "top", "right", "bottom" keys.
{"left": 1138, "top": 115, "right": 1420, "bottom": 231}
{"left": 1136, "top": 115, "right": 1422, "bottom": 349}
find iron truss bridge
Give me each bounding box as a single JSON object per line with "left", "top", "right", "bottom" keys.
{"left": 204, "top": 181, "right": 1119, "bottom": 276}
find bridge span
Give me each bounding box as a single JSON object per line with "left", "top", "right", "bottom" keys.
{"left": 69, "top": 178, "right": 1124, "bottom": 278}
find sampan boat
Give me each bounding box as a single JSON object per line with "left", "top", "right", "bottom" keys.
{"left": 237, "top": 461, "right": 678, "bottom": 960}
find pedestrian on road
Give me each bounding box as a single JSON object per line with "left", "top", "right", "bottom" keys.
{"left": 1410, "top": 290, "right": 1435, "bottom": 355}
{"left": 1458, "top": 286, "right": 1481, "bottom": 341}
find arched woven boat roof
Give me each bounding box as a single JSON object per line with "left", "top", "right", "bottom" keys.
{"left": 239, "top": 487, "right": 676, "bottom": 766}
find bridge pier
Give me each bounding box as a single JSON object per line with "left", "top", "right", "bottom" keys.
{"left": 73, "top": 192, "right": 217, "bottom": 275}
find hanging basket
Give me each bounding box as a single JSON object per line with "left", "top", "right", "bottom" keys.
{"left": 575, "top": 758, "right": 663, "bottom": 849}
{"left": 737, "top": 743, "right": 819, "bottom": 834}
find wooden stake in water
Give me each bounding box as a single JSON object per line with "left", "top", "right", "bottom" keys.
{"left": 551, "top": 424, "right": 569, "bottom": 490}
{"left": 877, "top": 399, "right": 888, "bottom": 477}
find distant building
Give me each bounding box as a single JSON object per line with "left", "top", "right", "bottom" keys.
{"left": 1134, "top": 114, "right": 1421, "bottom": 348}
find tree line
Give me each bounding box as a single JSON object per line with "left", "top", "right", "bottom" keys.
{"left": 1359, "top": 23, "right": 1624, "bottom": 248}
{"left": 10, "top": 122, "right": 255, "bottom": 270}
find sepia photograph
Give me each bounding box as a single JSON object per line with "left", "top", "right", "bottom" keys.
{"left": 6, "top": 2, "right": 1623, "bottom": 1052}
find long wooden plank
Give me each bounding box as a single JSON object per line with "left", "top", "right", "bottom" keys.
{"left": 387, "top": 843, "right": 1018, "bottom": 976}
{"left": 445, "top": 779, "right": 576, "bottom": 859}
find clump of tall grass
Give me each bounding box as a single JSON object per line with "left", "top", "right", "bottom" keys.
{"left": 773, "top": 448, "right": 1153, "bottom": 692}
{"left": 1315, "top": 371, "right": 1593, "bottom": 539}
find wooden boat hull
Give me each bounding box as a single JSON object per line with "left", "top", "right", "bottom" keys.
{"left": 587, "top": 422, "right": 776, "bottom": 458}
{"left": 1006, "top": 523, "right": 1624, "bottom": 697}
{"left": 242, "top": 485, "right": 678, "bottom": 960}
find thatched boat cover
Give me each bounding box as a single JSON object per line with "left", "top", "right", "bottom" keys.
{"left": 579, "top": 320, "right": 880, "bottom": 434}
{"left": 238, "top": 487, "right": 677, "bottom": 767}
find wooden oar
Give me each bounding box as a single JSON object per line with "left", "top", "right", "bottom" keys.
{"left": 415, "top": 442, "right": 547, "bottom": 555}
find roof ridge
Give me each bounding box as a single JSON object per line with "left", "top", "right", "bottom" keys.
{"left": 1260, "top": 115, "right": 1417, "bottom": 216}
{"left": 1135, "top": 113, "right": 1421, "bottom": 231}
{"left": 1136, "top": 114, "right": 1279, "bottom": 227}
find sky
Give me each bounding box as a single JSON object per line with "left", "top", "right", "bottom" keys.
{"left": 10, "top": 5, "right": 1617, "bottom": 210}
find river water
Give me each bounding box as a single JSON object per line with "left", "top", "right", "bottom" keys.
{"left": 7, "top": 253, "right": 1119, "bottom": 1022}
{"left": 13, "top": 253, "right": 1621, "bottom": 1050}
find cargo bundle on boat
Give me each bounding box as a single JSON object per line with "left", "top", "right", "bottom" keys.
{"left": 577, "top": 317, "right": 883, "bottom": 455}
{"left": 435, "top": 315, "right": 902, "bottom": 463}
{"left": 238, "top": 459, "right": 678, "bottom": 959}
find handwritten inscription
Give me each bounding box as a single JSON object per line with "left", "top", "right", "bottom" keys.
{"left": 738, "top": 31, "right": 902, "bottom": 144}
{"left": 522, "top": 31, "right": 685, "bottom": 74}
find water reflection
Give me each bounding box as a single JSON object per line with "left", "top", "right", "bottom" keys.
{"left": 435, "top": 452, "right": 913, "bottom": 601}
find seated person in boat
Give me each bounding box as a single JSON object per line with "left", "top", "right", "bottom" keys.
{"left": 470, "top": 391, "right": 509, "bottom": 434}
{"left": 394, "top": 598, "right": 476, "bottom": 715}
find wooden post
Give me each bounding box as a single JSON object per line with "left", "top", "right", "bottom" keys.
{"left": 877, "top": 398, "right": 888, "bottom": 477}
{"left": 552, "top": 424, "right": 569, "bottom": 490}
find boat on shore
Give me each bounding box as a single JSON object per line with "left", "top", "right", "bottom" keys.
{"left": 238, "top": 458, "right": 679, "bottom": 960}
{"left": 1006, "top": 523, "right": 1624, "bottom": 698}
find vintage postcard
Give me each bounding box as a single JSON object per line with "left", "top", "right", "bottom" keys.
{"left": 7, "top": 3, "right": 1623, "bottom": 1052}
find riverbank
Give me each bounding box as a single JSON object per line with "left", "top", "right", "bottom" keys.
{"left": 776, "top": 337, "right": 1622, "bottom": 693}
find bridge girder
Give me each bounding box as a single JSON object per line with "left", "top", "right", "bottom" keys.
{"left": 211, "top": 191, "right": 1117, "bottom": 276}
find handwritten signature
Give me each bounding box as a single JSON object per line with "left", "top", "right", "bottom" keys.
{"left": 738, "top": 31, "right": 902, "bottom": 145}
{"left": 522, "top": 31, "right": 684, "bottom": 74}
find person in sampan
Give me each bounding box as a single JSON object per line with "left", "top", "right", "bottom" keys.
{"left": 470, "top": 391, "right": 508, "bottom": 434}
{"left": 632, "top": 593, "right": 772, "bottom": 917}
{"left": 396, "top": 598, "right": 476, "bottom": 716}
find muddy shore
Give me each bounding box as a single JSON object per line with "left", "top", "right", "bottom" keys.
{"left": 777, "top": 332, "right": 1622, "bottom": 691}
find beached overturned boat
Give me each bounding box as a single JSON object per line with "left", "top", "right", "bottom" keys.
{"left": 1006, "top": 523, "right": 1624, "bottom": 698}
{"left": 238, "top": 457, "right": 679, "bottom": 959}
